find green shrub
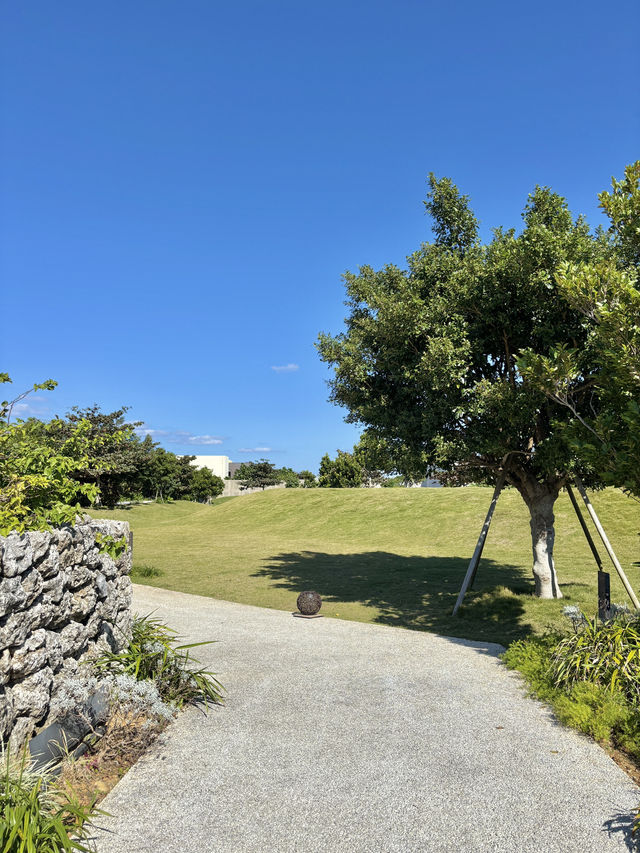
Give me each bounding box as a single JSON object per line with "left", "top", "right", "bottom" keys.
{"left": 552, "top": 682, "right": 632, "bottom": 742}
{"left": 93, "top": 614, "right": 224, "bottom": 708}
{"left": 550, "top": 613, "right": 640, "bottom": 705}
{"left": 502, "top": 635, "right": 561, "bottom": 702}
{"left": 0, "top": 747, "right": 100, "bottom": 853}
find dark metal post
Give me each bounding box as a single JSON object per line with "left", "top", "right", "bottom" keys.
{"left": 598, "top": 570, "right": 611, "bottom": 621}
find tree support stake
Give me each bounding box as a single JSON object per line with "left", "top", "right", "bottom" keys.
{"left": 566, "top": 483, "right": 611, "bottom": 619}
{"left": 452, "top": 478, "right": 504, "bottom": 616}
{"left": 573, "top": 476, "right": 640, "bottom": 610}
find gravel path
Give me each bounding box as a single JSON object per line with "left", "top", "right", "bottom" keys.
{"left": 93, "top": 585, "right": 639, "bottom": 852}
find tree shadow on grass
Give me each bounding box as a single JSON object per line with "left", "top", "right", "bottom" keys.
{"left": 254, "top": 551, "right": 536, "bottom": 646}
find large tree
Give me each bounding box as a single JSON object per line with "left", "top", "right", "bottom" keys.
{"left": 318, "top": 174, "right": 610, "bottom": 598}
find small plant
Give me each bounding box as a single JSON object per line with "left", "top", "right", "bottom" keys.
{"left": 562, "top": 605, "right": 587, "bottom": 633}
{"left": 130, "top": 563, "right": 162, "bottom": 579}
{"left": 94, "top": 533, "right": 128, "bottom": 560}
{"left": 0, "top": 746, "right": 101, "bottom": 852}
{"left": 92, "top": 614, "right": 224, "bottom": 708}
{"left": 108, "top": 674, "right": 175, "bottom": 723}
{"left": 550, "top": 611, "right": 640, "bottom": 705}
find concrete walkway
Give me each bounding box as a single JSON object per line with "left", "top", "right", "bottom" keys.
{"left": 94, "top": 586, "right": 639, "bottom": 852}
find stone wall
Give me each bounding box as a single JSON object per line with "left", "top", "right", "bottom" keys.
{"left": 0, "top": 519, "right": 133, "bottom": 747}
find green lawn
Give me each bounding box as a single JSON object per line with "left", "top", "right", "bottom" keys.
{"left": 89, "top": 487, "right": 640, "bottom": 646}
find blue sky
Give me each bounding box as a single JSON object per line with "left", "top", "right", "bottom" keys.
{"left": 2, "top": 0, "right": 638, "bottom": 473}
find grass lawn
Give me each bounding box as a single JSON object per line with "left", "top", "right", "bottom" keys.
{"left": 89, "top": 487, "right": 640, "bottom": 646}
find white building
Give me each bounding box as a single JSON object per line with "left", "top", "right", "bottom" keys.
{"left": 190, "top": 455, "right": 230, "bottom": 479}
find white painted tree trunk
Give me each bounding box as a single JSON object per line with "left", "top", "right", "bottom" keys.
{"left": 527, "top": 492, "right": 563, "bottom": 599}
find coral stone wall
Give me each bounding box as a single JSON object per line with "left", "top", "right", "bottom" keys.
{"left": 0, "top": 520, "right": 133, "bottom": 746}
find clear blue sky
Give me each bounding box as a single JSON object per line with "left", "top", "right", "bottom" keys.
{"left": 2, "top": 1, "right": 638, "bottom": 473}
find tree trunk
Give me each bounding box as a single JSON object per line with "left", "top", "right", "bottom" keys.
{"left": 508, "top": 471, "right": 564, "bottom": 599}
{"left": 524, "top": 488, "right": 563, "bottom": 599}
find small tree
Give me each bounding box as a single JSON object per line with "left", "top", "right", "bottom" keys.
{"left": 318, "top": 450, "right": 364, "bottom": 488}
{"left": 190, "top": 467, "right": 225, "bottom": 502}
{"left": 298, "top": 470, "right": 318, "bottom": 488}
{"left": 62, "top": 405, "right": 145, "bottom": 507}
{"left": 276, "top": 467, "right": 301, "bottom": 488}
{"left": 234, "top": 459, "right": 280, "bottom": 490}
{"left": 145, "top": 448, "right": 196, "bottom": 501}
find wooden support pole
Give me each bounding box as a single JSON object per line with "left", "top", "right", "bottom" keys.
{"left": 452, "top": 479, "right": 504, "bottom": 617}
{"left": 566, "top": 484, "right": 611, "bottom": 619}
{"left": 566, "top": 484, "right": 604, "bottom": 571}
{"left": 573, "top": 476, "right": 640, "bottom": 610}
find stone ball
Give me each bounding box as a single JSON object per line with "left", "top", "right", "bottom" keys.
{"left": 296, "top": 590, "right": 322, "bottom": 616}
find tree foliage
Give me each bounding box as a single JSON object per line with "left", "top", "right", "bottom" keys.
{"left": 276, "top": 467, "right": 301, "bottom": 488}
{"left": 318, "top": 450, "right": 364, "bottom": 488}
{"left": 298, "top": 469, "right": 318, "bottom": 488}
{"left": 233, "top": 459, "right": 281, "bottom": 490}
{"left": 0, "top": 377, "right": 226, "bottom": 532}
{"left": 61, "top": 405, "right": 144, "bottom": 508}
{"left": 189, "top": 467, "right": 225, "bottom": 502}
{"left": 0, "top": 376, "right": 100, "bottom": 534}
{"left": 519, "top": 162, "right": 640, "bottom": 496}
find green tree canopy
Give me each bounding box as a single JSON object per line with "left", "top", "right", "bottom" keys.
{"left": 62, "top": 405, "right": 146, "bottom": 507}
{"left": 190, "top": 466, "right": 225, "bottom": 502}
{"left": 298, "top": 469, "right": 318, "bottom": 488}
{"left": 318, "top": 450, "right": 364, "bottom": 488}
{"left": 276, "top": 467, "right": 301, "bottom": 488}
{"left": 234, "top": 459, "right": 281, "bottom": 490}
{"left": 318, "top": 172, "right": 612, "bottom": 598}
{"left": 0, "top": 376, "right": 99, "bottom": 533}
{"left": 519, "top": 162, "right": 640, "bottom": 497}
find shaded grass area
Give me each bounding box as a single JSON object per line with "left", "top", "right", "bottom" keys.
{"left": 255, "top": 552, "right": 530, "bottom": 644}
{"left": 89, "top": 487, "right": 640, "bottom": 646}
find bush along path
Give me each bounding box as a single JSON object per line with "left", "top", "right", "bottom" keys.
{"left": 0, "top": 615, "right": 224, "bottom": 852}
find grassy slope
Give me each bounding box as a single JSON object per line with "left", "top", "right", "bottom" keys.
{"left": 90, "top": 487, "right": 640, "bottom": 645}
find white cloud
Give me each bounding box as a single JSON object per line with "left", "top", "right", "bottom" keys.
{"left": 188, "top": 435, "right": 223, "bottom": 445}
{"left": 271, "top": 363, "right": 299, "bottom": 373}
{"left": 135, "top": 425, "right": 224, "bottom": 446}
{"left": 134, "top": 426, "right": 168, "bottom": 437}
{"left": 238, "top": 446, "right": 272, "bottom": 453}
{"left": 10, "top": 397, "right": 50, "bottom": 418}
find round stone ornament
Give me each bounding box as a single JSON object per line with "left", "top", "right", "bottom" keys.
{"left": 296, "top": 590, "right": 322, "bottom": 616}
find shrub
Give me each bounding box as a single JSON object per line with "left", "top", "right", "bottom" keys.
{"left": 92, "top": 614, "right": 224, "bottom": 708}
{"left": 550, "top": 612, "right": 640, "bottom": 705}
{"left": 502, "top": 634, "right": 559, "bottom": 701}
{"left": 552, "top": 682, "right": 633, "bottom": 743}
